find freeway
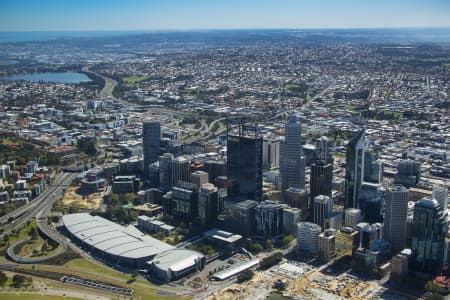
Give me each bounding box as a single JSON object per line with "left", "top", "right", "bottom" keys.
{"left": 0, "top": 172, "right": 74, "bottom": 230}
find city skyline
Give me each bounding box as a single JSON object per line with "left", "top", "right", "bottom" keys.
{"left": 1, "top": 0, "right": 450, "bottom": 31}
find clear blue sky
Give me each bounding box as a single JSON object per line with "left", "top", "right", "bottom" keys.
{"left": 1, "top": 0, "right": 450, "bottom": 31}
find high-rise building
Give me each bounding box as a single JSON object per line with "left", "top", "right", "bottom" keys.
{"left": 284, "top": 187, "right": 309, "bottom": 211}
{"left": 384, "top": 185, "right": 409, "bottom": 255}
{"left": 344, "top": 208, "right": 361, "bottom": 228}
{"left": 313, "top": 195, "right": 333, "bottom": 230}
{"left": 345, "top": 130, "right": 365, "bottom": 209}
{"left": 359, "top": 182, "right": 385, "bottom": 223}
{"left": 198, "top": 183, "right": 219, "bottom": 226}
{"left": 254, "top": 201, "right": 283, "bottom": 239}
{"left": 411, "top": 198, "right": 447, "bottom": 274}
{"left": 228, "top": 200, "right": 258, "bottom": 237}
{"left": 297, "top": 222, "right": 322, "bottom": 255}
{"left": 282, "top": 206, "right": 301, "bottom": 235}
{"left": 315, "top": 136, "right": 333, "bottom": 163}
{"left": 170, "top": 183, "right": 198, "bottom": 220}
{"left": 318, "top": 229, "right": 336, "bottom": 261}
{"left": 310, "top": 160, "right": 333, "bottom": 200}
{"left": 262, "top": 134, "right": 280, "bottom": 169}
{"left": 433, "top": 185, "right": 449, "bottom": 213}
{"left": 280, "top": 114, "right": 306, "bottom": 193}
{"left": 191, "top": 171, "right": 209, "bottom": 189}
{"left": 227, "top": 123, "right": 263, "bottom": 201}
{"left": 363, "top": 150, "right": 383, "bottom": 184}
{"left": 394, "top": 159, "right": 421, "bottom": 188}
{"left": 143, "top": 121, "right": 161, "bottom": 177}
{"left": 170, "top": 156, "right": 190, "bottom": 187}
{"left": 159, "top": 153, "right": 173, "bottom": 191}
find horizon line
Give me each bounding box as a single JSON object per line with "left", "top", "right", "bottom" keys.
{"left": 2, "top": 25, "right": 450, "bottom": 33}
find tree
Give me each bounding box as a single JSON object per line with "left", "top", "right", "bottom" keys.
{"left": 265, "top": 240, "right": 274, "bottom": 250}
{"left": 237, "top": 270, "right": 254, "bottom": 283}
{"left": 282, "top": 235, "right": 295, "bottom": 248}
{"left": 29, "top": 227, "right": 38, "bottom": 240}
{"left": 0, "top": 271, "right": 7, "bottom": 286}
{"left": 12, "top": 274, "right": 31, "bottom": 287}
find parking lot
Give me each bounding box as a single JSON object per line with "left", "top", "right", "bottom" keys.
{"left": 60, "top": 276, "right": 134, "bottom": 296}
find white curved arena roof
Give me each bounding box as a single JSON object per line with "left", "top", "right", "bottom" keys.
{"left": 62, "top": 213, "right": 173, "bottom": 260}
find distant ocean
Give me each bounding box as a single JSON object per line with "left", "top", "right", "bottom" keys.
{"left": 0, "top": 30, "right": 148, "bottom": 42}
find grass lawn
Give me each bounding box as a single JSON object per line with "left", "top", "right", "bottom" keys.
{"left": 122, "top": 75, "right": 149, "bottom": 83}
{"left": 0, "top": 294, "right": 79, "bottom": 300}
{"left": 63, "top": 258, "right": 182, "bottom": 300}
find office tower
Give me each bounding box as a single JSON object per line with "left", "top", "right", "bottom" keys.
{"left": 284, "top": 187, "right": 309, "bottom": 211}
{"left": 310, "top": 160, "right": 333, "bottom": 200}
{"left": 315, "top": 136, "right": 333, "bottom": 163}
{"left": 282, "top": 206, "right": 301, "bottom": 235}
{"left": 433, "top": 185, "right": 449, "bottom": 213}
{"left": 391, "top": 251, "right": 410, "bottom": 283}
{"left": 297, "top": 222, "right": 322, "bottom": 255}
{"left": 313, "top": 195, "right": 333, "bottom": 230}
{"left": 191, "top": 171, "right": 209, "bottom": 189}
{"left": 170, "top": 156, "right": 190, "bottom": 187}
{"left": 204, "top": 160, "right": 226, "bottom": 183}
{"left": 394, "top": 159, "right": 421, "bottom": 188}
{"left": 384, "top": 185, "right": 409, "bottom": 255}
{"left": 359, "top": 182, "right": 385, "bottom": 223}
{"left": 159, "top": 153, "right": 173, "bottom": 191}
{"left": 344, "top": 208, "right": 361, "bottom": 228}
{"left": 262, "top": 134, "right": 280, "bottom": 169}
{"left": 143, "top": 121, "right": 161, "bottom": 177}
{"left": 227, "top": 123, "right": 263, "bottom": 201}
{"left": 254, "top": 201, "right": 283, "bottom": 239}
{"left": 170, "top": 182, "right": 198, "bottom": 220}
{"left": 280, "top": 114, "right": 306, "bottom": 193}
{"left": 148, "top": 162, "right": 160, "bottom": 188}
{"left": 411, "top": 198, "right": 447, "bottom": 274}
{"left": 198, "top": 183, "right": 219, "bottom": 226}
{"left": 356, "top": 222, "right": 383, "bottom": 249}
{"left": 228, "top": 200, "right": 258, "bottom": 237}
{"left": 345, "top": 130, "right": 365, "bottom": 209}
{"left": 318, "top": 229, "right": 336, "bottom": 261}
{"left": 363, "top": 150, "right": 383, "bottom": 184}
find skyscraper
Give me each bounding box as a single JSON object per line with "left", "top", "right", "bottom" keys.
{"left": 297, "top": 222, "right": 322, "bottom": 255}
{"left": 313, "top": 195, "right": 333, "bottom": 230}
{"left": 280, "top": 114, "right": 306, "bottom": 194}
{"left": 411, "top": 198, "right": 447, "bottom": 274}
{"left": 345, "top": 130, "right": 365, "bottom": 209}
{"left": 433, "top": 185, "right": 448, "bottom": 213}
{"left": 170, "top": 156, "right": 190, "bottom": 187}
{"left": 310, "top": 160, "right": 333, "bottom": 200}
{"left": 315, "top": 136, "right": 333, "bottom": 163}
{"left": 198, "top": 183, "right": 219, "bottom": 226}
{"left": 227, "top": 123, "right": 263, "bottom": 201}
{"left": 143, "top": 121, "right": 161, "bottom": 177}
{"left": 384, "top": 185, "right": 409, "bottom": 255}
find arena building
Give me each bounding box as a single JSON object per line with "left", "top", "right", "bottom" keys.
{"left": 62, "top": 213, "right": 173, "bottom": 268}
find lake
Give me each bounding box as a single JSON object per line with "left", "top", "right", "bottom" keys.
{"left": 5, "top": 72, "right": 92, "bottom": 84}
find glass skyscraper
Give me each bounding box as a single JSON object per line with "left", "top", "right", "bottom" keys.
{"left": 143, "top": 120, "right": 161, "bottom": 177}
{"left": 345, "top": 130, "right": 365, "bottom": 209}
{"left": 227, "top": 123, "right": 263, "bottom": 201}
{"left": 411, "top": 197, "right": 447, "bottom": 274}
{"left": 280, "top": 114, "right": 306, "bottom": 194}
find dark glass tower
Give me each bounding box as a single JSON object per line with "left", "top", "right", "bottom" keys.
{"left": 143, "top": 121, "right": 161, "bottom": 177}
{"left": 227, "top": 123, "right": 263, "bottom": 201}
{"left": 411, "top": 198, "right": 447, "bottom": 274}
{"left": 345, "top": 130, "right": 365, "bottom": 209}
{"left": 310, "top": 160, "right": 333, "bottom": 200}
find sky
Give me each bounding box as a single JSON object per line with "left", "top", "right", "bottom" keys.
{"left": 1, "top": 0, "right": 450, "bottom": 32}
